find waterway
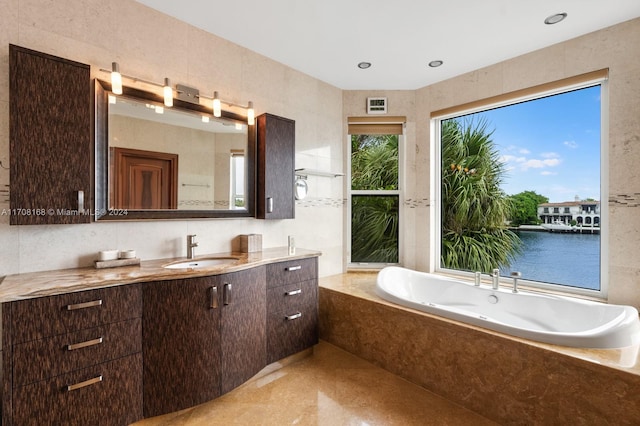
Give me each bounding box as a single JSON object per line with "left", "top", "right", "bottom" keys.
{"left": 499, "top": 230, "right": 600, "bottom": 291}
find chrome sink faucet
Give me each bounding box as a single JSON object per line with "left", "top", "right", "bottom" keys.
{"left": 492, "top": 268, "right": 500, "bottom": 290}
{"left": 187, "top": 234, "right": 198, "bottom": 259}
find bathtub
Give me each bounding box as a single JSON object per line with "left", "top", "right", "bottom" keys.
{"left": 376, "top": 266, "right": 640, "bottom": 349}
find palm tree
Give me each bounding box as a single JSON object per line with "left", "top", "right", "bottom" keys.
{"left": 351, "top": 134, "right": 399, "bottom": 263}
{"left": 440, "top": 118, "right": 520, "bottom": 273}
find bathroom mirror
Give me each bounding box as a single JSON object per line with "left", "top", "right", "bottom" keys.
{"left": 95, "top": 80, "right": 255, "bottom": 220}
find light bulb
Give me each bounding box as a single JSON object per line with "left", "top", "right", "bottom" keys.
{"left": 202, "top": 116, "right": 210, "bottom": 123}
{"left": 247, "top": 101, "right": 255, "bottom": 126}
{"left": 155, "top": 106, "right": 164, "bottom": 114}
{"left": 163, "top": 78, "right": 173, "bottom": 107}
{"left": 111, "top": 62, "right": 122, "bottom": 95}
{"left": 213, "top": 91, "right": 221, "bottom": 117}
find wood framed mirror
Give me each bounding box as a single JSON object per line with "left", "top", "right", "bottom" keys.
{"left": 95, "top": 79, "right": 255, "bottom": 220}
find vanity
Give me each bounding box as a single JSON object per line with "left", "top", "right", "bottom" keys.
{"left": 0, "top": 248, "right": 320, "bottom": 425}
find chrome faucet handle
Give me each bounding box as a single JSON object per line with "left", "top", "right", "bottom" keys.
{"left": 510, "top": 271, "right": 522, "bottom": 293}
{"left": 474, "top": 271, "right": 482, "bottom": 287}
{"left": 491, "top": 268, "right": 500, "bottom": 290}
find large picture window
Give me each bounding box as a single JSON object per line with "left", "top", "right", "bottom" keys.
{"left": 433, "top": 74, "right": 607, "bottom": 297}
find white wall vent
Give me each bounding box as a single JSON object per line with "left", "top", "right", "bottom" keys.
{"left": 367, "top": 97, "right": 387, "bottom": 114}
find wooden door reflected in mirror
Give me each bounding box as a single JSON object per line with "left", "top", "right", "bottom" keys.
{"left": 111, "top": 147, "right": 178, "bottom": 209}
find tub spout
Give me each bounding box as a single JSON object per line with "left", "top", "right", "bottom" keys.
{"left": 492, "top": 269, "right": 500, "bottom": 290}
{"left": 511, "top": 271, "right": 522, "bottom": 293}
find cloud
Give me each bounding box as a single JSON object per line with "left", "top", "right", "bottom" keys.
{"left": 519, "top": 148, "right": 531, "bottom": 154}
{"left": 540, "top": 152, "right": 560, "bottom": 159}
{"left": 540, "top": 171, "right": 557, "bottom": 176}
{"left": 563, "top": 140, "right": 579, "bottom": 149}
{"left": 521, "top": 158, "right": 562, "bottom": 170}
{"left": 500, "top": 154, "right": 526, "bottom": 163}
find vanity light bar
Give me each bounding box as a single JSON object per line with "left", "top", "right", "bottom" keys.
{"left": 100, "top": 64, "right": 255, "bottom": 125}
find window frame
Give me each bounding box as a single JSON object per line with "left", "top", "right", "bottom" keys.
{"left": 431, "top": 77, "right": 609, "bottom": 299}
{"left": 347, "top": 130, "right": 405, "bottom": 269}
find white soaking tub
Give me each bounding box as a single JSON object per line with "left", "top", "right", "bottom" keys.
{"left": 376, "top": 266, "right": 640, "bottom": 349}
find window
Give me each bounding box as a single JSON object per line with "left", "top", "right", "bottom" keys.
{"left": 230, "top": 151, "right": 245, "bottom": 209}
{"left": 348, "top": 118, "right": 404, "bottom": 266}
{"left": 433, "top": 72, "right": 607, "bottom": 297}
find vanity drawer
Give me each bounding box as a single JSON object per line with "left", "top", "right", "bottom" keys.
{"left": 267, "top": 304, "right": 318, "bottom": 363}
{"left": 266, "top": 258, "right": 317, "bottom": 289}
{"left": 267, "top": 280, "right": 317, "bottom": 315}
{"left": 12, "top": 352, "right": 143, "bottom": 426}
{"left": 10, "top": 284, "right": 142, "bottom": 343}
{"left": 12, "top": 318, "right": 142, "bottom": 388}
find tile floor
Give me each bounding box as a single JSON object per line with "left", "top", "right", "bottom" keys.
{"left": 133, "top": 341, "right": 497, "bottom": 425}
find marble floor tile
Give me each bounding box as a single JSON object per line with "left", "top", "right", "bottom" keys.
{"left": 133, "top": 341, "right": 497, "bottom": 426}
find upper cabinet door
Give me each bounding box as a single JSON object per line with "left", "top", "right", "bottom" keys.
{"left": 9, "top": 45, "right": 91, "bottom": 225}
{"left": 256, "top": 113, "right": 295, "bottom": 219}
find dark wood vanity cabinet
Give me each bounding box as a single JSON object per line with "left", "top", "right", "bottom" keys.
{"left": 1, "top": 284, "right": 143, "bottom": 426}
{"left": 142, "top": 267, "right": 267, "bottom": 418}
{"left": 257, "top": 113, "right": 295, "bottom": 219}
{"left": 9, "top": 44, "right": 91, "bottom": 225}
{"left": 266, "top": 258, "right": 319, "bottom": 363}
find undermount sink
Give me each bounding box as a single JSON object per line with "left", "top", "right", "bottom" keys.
{"left": 163, "top": 257, "right": 240, "bottom": 269}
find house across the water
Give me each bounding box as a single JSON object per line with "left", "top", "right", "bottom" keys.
{"left": 538, "top": 197, "right": 600, "bottom": 233}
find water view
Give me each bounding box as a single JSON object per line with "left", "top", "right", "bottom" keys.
{"left": 499, "top": 230, "right": 600, "bottom": 290}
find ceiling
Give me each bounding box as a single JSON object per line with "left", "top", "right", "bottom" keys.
{"left": 135, "top": 0, "right": 640, "bottom": 90}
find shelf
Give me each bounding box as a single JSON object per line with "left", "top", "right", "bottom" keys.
{"left": 295, "top": 168, "right": 344, "bottom": 178}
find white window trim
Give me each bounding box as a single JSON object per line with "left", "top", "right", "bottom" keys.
{"left": 430, "top": 79, "right": 609, "bottom": 300}
{"left": 347, "top": 132, "right": 405, "bottom": 269}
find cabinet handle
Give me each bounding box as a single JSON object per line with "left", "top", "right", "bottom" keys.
{"left": 286, "top": 266, "right": 302, "bottom": 272}
{"left": 223, "top": 283, "right": 232, "bottom": 305}
{"left": 266, "top": 197, "right": 274, "bottom": 213}
{"left": 66, "top": 375, "right": 102, "bottom": 392}
{"left": 285, "top": 289, "right": 302, "bottom": 296}
{"left": 210, "top": 286, "right": 219, "bottom": 309}
{"left": 77, "top": 190, "right": 84, "bottom": 212}
{"left": 286, "top": 312, "right": 302, "bottom": 321}
{"left": 66, "top": 299, "right": 102, "bottom": 311}
{"left": 66, "top": 337, "right": 103, "bottom": 351}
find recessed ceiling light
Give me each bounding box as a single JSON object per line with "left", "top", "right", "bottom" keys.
{"left": 428, "top": 60, "right": 443, "bottom": 68}
{"left": 544, "top": 13, "right": 567, "bottom": 25}
{"left": 357, "top": 62, "right": 372, "bottom": 69}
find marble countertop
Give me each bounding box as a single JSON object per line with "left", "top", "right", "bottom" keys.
{"left": 0, "top": 247, "right": 321, "bottom": 302}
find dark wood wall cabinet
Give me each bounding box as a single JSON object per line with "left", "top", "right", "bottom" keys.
{"left": 257, "top": 113, "right": 296, "bottom": 219}
{"left": 9, "top": 44, "right": 91, "bottom": 225}
{"left": 0, "top": 256, "right": 319, "bottom": 423}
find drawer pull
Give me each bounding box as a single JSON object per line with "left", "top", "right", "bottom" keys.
{"left": 66, "top": 337, "right": 103, "bottom": 351}
{"left": 66, "top": 375, "right": 102, "bottom": 392}
{"left": 286, "top": 312, "right": 302, "bottom": 321}
{"left": 223, "top": 283, "right": 232, "bottom": 305}
{"left": 66, "top": 299, "right": 102, "bottom": 311}
{"left": 286, "top": 266, "right": 302, "bottom": 272}
{"left": 285, "top": 289, "right": 302, "bottom": 296}
{"left": 210, "top": 286, "right": 219, "bottom": 309}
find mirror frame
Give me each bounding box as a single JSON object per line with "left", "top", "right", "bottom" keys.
{"left": 94, "top": 79, "right": 255, "bottom": 220}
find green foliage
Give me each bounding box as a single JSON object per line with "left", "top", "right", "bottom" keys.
{"left": 351, "top": 135, "right": 398, "bottom": 190}
{"left": 508, "top": 191, "right": 548, "bottom": 226}
{"left": 441, "top": 118, "right": 521, "bottom": 273}
{"left": 351, "top": 134, "right": 399, "bottom": 263}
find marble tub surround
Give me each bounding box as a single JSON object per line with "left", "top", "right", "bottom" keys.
{"left": 0, "top": 247, "right": 321, "bottom": 302}
{"left": 133, "top": 341, "right": 497, "bottom": 426}
{"left": 319, "top": 272, "right": 640, "bottom": 424}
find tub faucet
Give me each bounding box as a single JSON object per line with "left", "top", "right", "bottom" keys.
{"left": 474, "top": 271, "right": 482, "bottom": 287}
{"left": 491, "top": 268, "right": 500, "bottom": 290}
{"left": 510, "top": 271, "right": 522, "bottom": 293}
{"left": 187, "top": 234, "right": 198, "bottom": 259}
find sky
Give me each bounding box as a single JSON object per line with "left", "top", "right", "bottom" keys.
{"left": 461, "top": 85, "right": 601, "bottom": 203}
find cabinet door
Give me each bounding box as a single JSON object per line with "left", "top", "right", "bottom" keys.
{"left": 257, "top": 113, "right": 295, "bottom": 219}
{"left": 220, "top": 267, "right": 267, "bottom": 394}
{"left": 9, "top": 45, "right": 91, "bottom": 225}
{"left": 142, "top": 277, "right": 222, "bottom": 418}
